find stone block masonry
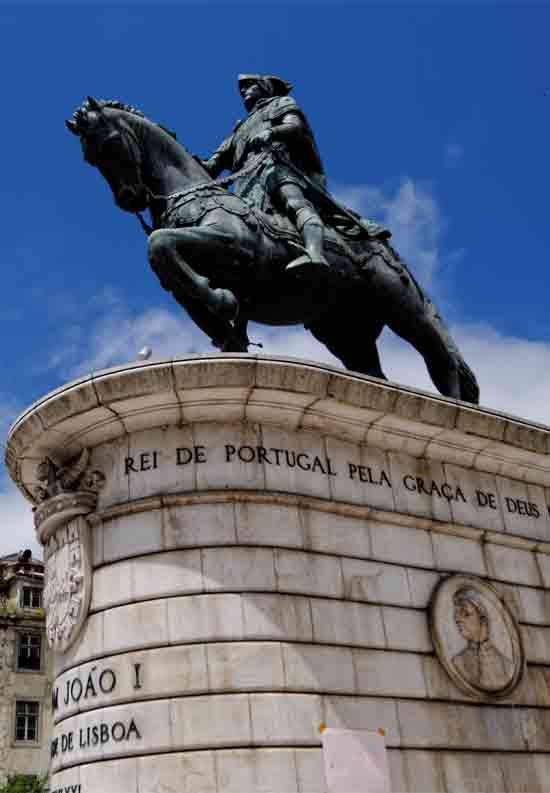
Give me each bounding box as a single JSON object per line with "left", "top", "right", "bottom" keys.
{"left": 7, "top": 354, "right": 550, "bottom": 792}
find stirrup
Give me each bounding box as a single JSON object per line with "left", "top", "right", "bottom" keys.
{"left": 285, "top": 254, "right": 311, "bottom": 272}
{"left": 285, "top": 253, "right": 329, "bottom": 274}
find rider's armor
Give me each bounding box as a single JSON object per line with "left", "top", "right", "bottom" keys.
{"left": 203, "top": 92, "right": 330, "bottom": 269}
{"left": 204, "top": 95, "right": 324, "bottom": 209}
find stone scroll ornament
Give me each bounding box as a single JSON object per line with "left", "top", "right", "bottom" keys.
{"left": 429, "top": 575, "right": 525, "bottom": 700}
{"left": 33, "top": 449, "right": 104, "bottom": 653}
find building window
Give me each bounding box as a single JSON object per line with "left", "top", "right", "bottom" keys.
{"left": 17, "top": 633, "right": 41, "bottom": 671}
{"left": 20, "top": 587, "right": 42, "bottom": 608}
{"left": 15, "top": 701, "right": 39, "bottom": 742}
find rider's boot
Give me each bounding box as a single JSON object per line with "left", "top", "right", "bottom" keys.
{"left": 303, "top": 220, "right": 329, "bottom": 267}
{"left": 286, "top": 217, "right": 329, "bottom": 274}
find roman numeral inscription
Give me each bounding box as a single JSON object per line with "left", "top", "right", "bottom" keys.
{"left": 50, "top": 786, "right": 82, "bottom": 793}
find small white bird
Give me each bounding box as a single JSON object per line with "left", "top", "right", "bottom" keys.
{"left": 137, "top": 346, "right": 153, "bottom": 361}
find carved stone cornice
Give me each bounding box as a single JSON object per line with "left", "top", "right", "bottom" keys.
{"left": 6, "top": 357, "right": 550, "bottom": 504}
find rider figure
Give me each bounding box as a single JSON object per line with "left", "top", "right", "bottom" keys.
{"left": 201, "top": 74, "right": 329, "bottom": 273}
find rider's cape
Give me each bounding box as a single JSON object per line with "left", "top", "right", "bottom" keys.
{"left": 209, "top": 96, "right": 390, "bottom": 241}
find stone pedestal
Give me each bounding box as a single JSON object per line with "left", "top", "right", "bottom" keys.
{"left": 6, "top": 354, "right": 550, "bottom": 792}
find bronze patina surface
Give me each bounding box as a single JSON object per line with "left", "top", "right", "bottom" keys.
{"left": 66, "top": 79, "right": 479, "bottom": 403}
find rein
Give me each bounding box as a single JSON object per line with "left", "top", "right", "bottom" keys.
{"left": 136, "top": 182, "right": 222, "bottom": 237}
{"left": 135, "top": 149, "right": 273, "bottom": 237}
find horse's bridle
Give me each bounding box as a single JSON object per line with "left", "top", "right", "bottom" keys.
{"left": 96, "top": 121, "right": 160, "bottom": 235}
{"left": 112, "top": 123, "right": 275, "bottom": 236}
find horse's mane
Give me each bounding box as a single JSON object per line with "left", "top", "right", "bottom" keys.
{"left": 74, "top": 98, "right": 177, "bottom": 139}
{"left": 94, "top": 99, "right": 146, "bottom": 117}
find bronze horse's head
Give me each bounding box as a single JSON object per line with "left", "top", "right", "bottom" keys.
{"left": 66, "top": 97, "right": 149, "bottom": 213}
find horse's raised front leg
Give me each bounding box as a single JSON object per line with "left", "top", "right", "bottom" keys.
{"left": 148, "top": 227, "right": 239, "bottom": 322}
{"left": 165, "top": 286, "right": 249, "bottom": 353}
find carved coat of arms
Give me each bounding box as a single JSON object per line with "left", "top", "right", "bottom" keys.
{"left": 34, "top": 448, "right": 103, "bottom": 653}
{"left": 43, "top": 517, "right": 92, "bottom": 653}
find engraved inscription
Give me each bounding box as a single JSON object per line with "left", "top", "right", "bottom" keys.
{"left": 53, "top": 660, "right": 146, "bottom": 722}
{"left": 53, "top": 666, "right": 117, "bottom": 712}
{"left": 51, "top": 718, "right": 141, "bottom": 758}
{"left": 121, "top": 444, "right": 550, "bottom": 521}
{"left": 50, "top": 786, "right": 82, "bottom": 793}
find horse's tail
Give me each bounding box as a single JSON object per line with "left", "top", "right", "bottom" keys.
{"left": 455, "top": 355, "right": 480, "bottom": 405}
{"left": 424, "top": 296, "right": 480, "bottom": 404}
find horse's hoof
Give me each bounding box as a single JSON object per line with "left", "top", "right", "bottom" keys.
{"left": 213, "top": 289, "right": 239, "bottom": 321}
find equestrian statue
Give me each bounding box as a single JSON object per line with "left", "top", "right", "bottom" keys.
{"left": 66, "top": 75, "right": 479, "bottom": 403}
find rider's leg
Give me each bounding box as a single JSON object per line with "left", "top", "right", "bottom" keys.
{"left": 299, "top": 214, "right": 328, "bottom": 266}
{"left": 277, "top": 183, "right": 329, "bottom": 270}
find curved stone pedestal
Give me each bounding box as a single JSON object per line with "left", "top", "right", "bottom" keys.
{"left": 7, "top": 354, "right": 550, "bottom": 792}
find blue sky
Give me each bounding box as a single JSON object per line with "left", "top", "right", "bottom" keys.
{"left": 2, "top": 2, "right": 550, "bottom": 552}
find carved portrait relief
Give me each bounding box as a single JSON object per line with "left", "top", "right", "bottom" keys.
{"left": 430, "top": 575, "right": 524, "bottom": 699}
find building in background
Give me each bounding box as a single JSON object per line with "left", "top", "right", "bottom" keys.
{"left": 0, "top": 550, "right": 51, "bottom": 784}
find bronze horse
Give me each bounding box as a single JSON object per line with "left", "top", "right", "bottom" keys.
{"left": 66, "top": 97, "right": 479, "bottom": 403}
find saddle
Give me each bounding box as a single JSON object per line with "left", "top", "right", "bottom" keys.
{"left": 159, "top": 183, "right": 392, "bottom": 274}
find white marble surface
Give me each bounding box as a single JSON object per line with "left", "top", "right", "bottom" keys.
{"left": 10, "top": 355, "right": 550, "bottom": 537}
{"left": 50, "top": 747, "right": 550, "bottom": 793}
{"left": 14, "top": 356, "right": 550, "bottom": 792}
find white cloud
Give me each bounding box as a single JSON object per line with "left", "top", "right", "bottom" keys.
{"left": 251, "top": 324, "right": 339, "bottom": 366}
{"left": 0, "top": 394, "right": 41, "bottom": 558}
{"left": 55, "top": 291, "right": 550, "bottom": 424}
{"left": 381, "top": 321, "right": 550, "bottom": 425}
{"left": 41, "top": 293, "right": 205, "bottom": 378}
{"left": 258, "top": 323, "right": 550, "bottom": 425}
{"left": 450, "top": 324, "right": 550, "bottom": 424}
{"left": 0, "top": 478, "right": 39, "bottom": 558}
{"left": 71, "top": 306, "right": 203, "bottom": 375}
{"left": 336, "top": 180, "right": 442, "bottom": 288}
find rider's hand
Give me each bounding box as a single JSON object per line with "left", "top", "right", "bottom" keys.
{"left": 251, "top": 130, "right": 272, "bottom": 151}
